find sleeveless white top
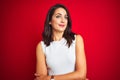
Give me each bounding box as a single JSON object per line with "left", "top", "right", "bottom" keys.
{"left": 41, "top": 36, "right": 76, "bottom": 75}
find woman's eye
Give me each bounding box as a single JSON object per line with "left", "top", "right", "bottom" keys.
{"left": 56, "top": 15, "right": 68, "bottom": 19}
{"left": 65, "top": 16, "right": 68, "bottom": 19}
{"left": 56, "top": 16, "right": 61, "bottom": 18}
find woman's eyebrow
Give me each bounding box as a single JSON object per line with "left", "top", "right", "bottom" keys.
{"left": 55, "top": 13, "right": 62, "bottom": 15}
{"left": 55, "top": 13, "right": 67, "bottom": 16}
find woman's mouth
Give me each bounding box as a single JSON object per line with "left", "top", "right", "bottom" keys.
{"left": 59, "top": 24, "right": 65, "bottom": 27}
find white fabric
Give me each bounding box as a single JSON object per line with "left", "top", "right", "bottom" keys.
{"left": 41, "top": 36, "right": 76, "bottom": 75}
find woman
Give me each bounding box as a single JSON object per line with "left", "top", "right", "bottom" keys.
{"left": 35, "top": 4, "right": 87, "bottom": 80}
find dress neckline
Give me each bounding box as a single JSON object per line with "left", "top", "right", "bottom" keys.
{"left": 52, "top": 37, "right": 65, "bottom": 43}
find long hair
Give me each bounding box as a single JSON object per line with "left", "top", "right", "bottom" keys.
{"left": 42, "top": 4, "right": 75, "bottom": 47}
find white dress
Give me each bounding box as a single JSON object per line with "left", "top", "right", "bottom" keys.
{"left": 41, "top": 36, "right": 76, "bottom": 75}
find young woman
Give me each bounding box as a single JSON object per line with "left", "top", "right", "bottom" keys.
{"left": 35, "top": 4, "right": 87, "bottom": 80}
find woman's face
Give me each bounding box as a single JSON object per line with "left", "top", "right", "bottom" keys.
{"left": 49, "top": 8, "right": 68, "bottom": 32}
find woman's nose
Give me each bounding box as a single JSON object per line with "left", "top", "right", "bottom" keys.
{"left": 61, "top": 17, "right": 65, "bottom": 23}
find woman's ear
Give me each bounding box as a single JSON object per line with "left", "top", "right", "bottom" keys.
{"left": 49, "top": 22, "right": 51, "bottom": 25}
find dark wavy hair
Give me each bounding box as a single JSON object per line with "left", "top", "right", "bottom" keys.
{"left": 42, "top": 4, "right": 75, "bottom": 47}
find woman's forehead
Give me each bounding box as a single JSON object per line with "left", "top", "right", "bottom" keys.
{"left": 54, "top": 8, "right": 67, "bottom": 15}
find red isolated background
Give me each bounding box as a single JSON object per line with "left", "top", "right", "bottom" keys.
{"left": 0, "top": 0, "right": 120, "bottom": 80}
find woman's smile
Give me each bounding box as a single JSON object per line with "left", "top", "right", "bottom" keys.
{"left": 58, "top": 24, "right": 65, "bottom": 28}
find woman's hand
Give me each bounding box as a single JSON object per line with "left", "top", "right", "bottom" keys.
{"left": 34, "top": 73, "right": 40, "bottom": 80}
{"left": 34, "top": 73, "right": 51, "bottom": 80}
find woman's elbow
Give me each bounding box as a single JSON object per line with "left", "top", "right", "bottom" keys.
{"left": 34, "top": 74, "right": 48, "bottom": 80}
{"left": 77, "top": 75, "right": 86, "bottom": 80}
{"left": 76, "top": 71, "right": 87, "bottom": 80}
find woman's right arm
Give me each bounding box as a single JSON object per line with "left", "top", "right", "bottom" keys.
{"left": 35, "top": 42, "right": 51, "bottom": 80}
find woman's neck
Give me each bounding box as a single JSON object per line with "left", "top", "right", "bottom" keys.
{"left": 52, "top": 31, "right": 64, "bottom": 41}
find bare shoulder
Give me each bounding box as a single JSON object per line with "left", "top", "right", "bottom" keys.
{"left": 36, "top": 41, "right": 42, "bottom": 50}
{"left": 76, "top": 34, "right": 84, "bottom": 43}
{"left": 36, "top": 41, "right": 44, "bottom": 55}
{"left": 75, "top": 34, "right": 85, "bottom": 49}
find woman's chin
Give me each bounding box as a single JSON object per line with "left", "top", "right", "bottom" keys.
{"left": 53, "top": 28, "right": 65, "bottom": 32}
{"left": 60, "top": 28, "right": 67, "bottom": 31}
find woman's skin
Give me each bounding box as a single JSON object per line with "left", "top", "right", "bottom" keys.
{"left": 35, "top": 7, "right": 87, "bottom": 80}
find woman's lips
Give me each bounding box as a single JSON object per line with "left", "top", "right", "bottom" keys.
{"left": 59, "top": 24, "right": 65, "bottom": 27}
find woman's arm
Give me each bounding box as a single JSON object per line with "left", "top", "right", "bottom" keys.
{"left": 35, "top": 42, "right": 51, "bottom": 80}
{"left": 35, "top": 34, "right": 87, "bottom": 80}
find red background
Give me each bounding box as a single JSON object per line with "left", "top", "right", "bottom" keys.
{"left": 0, "top": 0, "right": 120, "bottom": 80}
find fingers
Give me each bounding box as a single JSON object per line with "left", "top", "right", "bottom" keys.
{"left": 34, "top": 73, "right": 40, "bottom": 77}
{"left": 34, "top": 73, "right": 40, "bottom": 80}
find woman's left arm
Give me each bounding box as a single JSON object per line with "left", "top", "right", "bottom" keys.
{"left": 54, "top": 34, "right": 87, "bottom": 80}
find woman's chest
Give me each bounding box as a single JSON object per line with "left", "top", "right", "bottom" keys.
{"left": 45, "top": 43, "right": 76, "bottom": 68}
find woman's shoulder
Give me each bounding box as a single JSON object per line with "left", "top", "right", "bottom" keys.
{"left": 36, "top": 40, "right": 46, "bottom": 53}
{"left": 36, "top": 41, "right": 42, "bottom": 49}
{"left": 36, "top": 40, "right": 45, "bottom": 48}
{"left": 75, "top": 34, "right": 84, "bottom": 43}
{"left": 75, "top": 34, "right": 84, "bottom": 40}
